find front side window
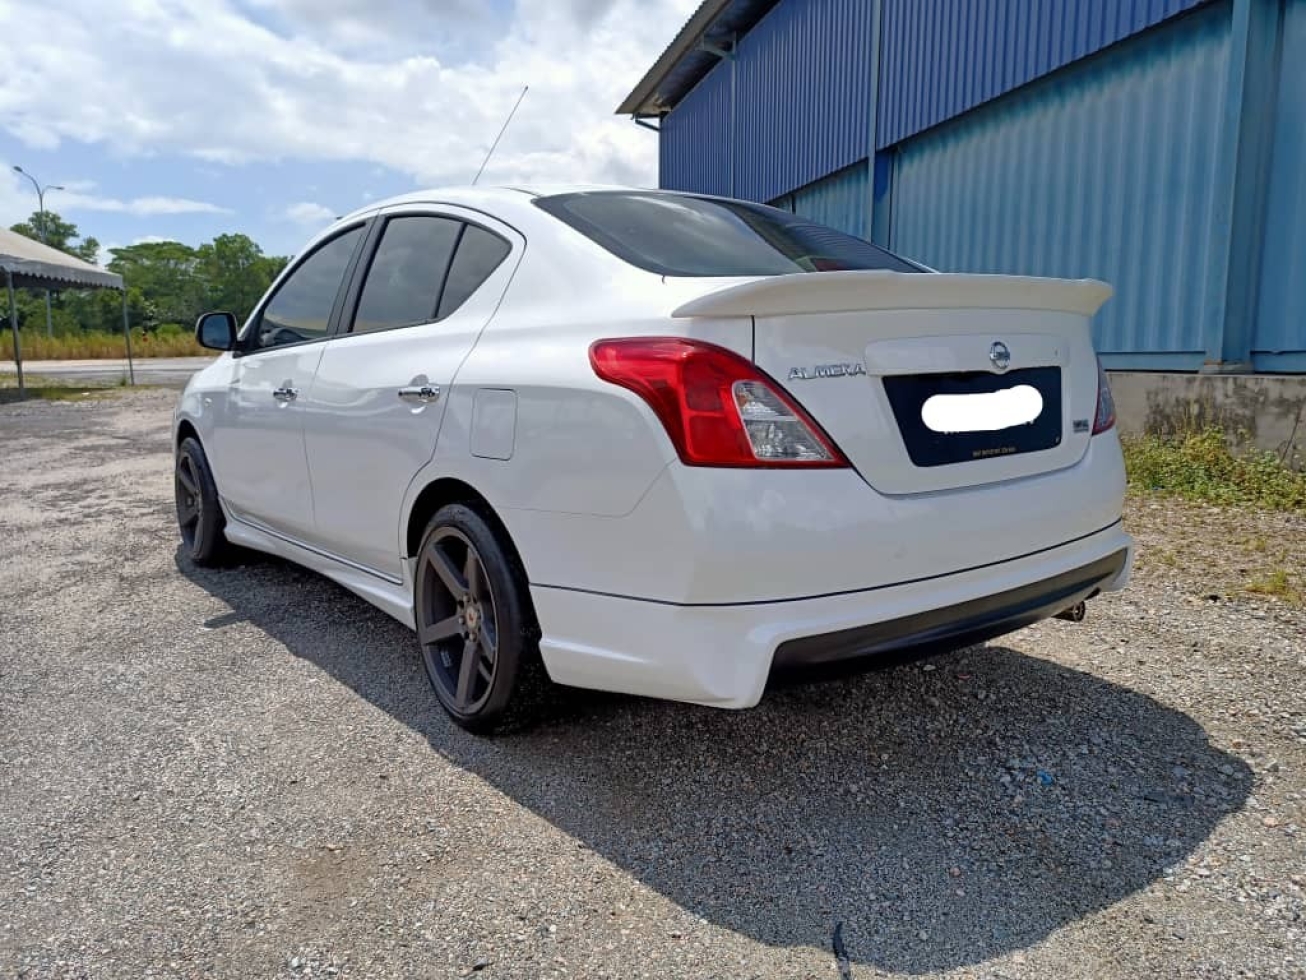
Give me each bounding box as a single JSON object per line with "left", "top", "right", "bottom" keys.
{"left": 534, "top": 191, "right": 922, "bottom": 277}
{"left": 352, "top": 216, "right": 461, "bottom": 334}
{"left": 251, "top": 226, "right": 363, "bottom": 351}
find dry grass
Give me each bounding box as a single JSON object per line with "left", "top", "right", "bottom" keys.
{"left": 1126, "top": 496, "right": 1306, "bottom": 607}
{"left": 1, "top": 329, "right": 204, "bottom": 360}
{"left": 0, "top": 372, "right": 130, "bottom": 403}
{"left": 1244, "top": 568, "right": 1302, "bottom": 603}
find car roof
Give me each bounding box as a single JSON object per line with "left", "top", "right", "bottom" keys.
{"left": 336, "top": 184, "right": 760, "bottom": 225}
{"left": 336, "top": 184, "right": 622, "bottom": 222}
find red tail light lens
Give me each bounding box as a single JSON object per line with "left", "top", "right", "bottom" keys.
{"left": 1092, "top": 358, "right": 1116, "bottom": 435}
{"left": 589, "top": 337, "right": 849, "bottom": 468}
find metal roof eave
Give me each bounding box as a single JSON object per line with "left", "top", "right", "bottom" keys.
{"left": 617, "top": 0, "right": 733, "bottom": 116}
{"left": 1, "top": 259, "right": 123, "bottom": 291}
{"left": 0, "top": 227, "right": 123, "bottom": 291}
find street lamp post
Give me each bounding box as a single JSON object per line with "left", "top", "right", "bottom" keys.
{"left": 12, "top": 166, "right": 66, "bottom": 338}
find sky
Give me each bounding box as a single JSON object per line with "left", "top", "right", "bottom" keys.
{"left": 0, "top": 0, "right": 696, "bottom": 261}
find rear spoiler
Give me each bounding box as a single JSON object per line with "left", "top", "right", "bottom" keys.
{"left": 670, "top": 271, "right": 1113, "bottom": 319}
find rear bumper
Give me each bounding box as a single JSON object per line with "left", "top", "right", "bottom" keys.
{"left": 530, "top": 521, "right": 1133, "bottom": 709}
{"left": 771, "top": 548, "right": 1125, "bottom": 672}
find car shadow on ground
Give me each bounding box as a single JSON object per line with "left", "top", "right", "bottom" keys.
{"left": 178, "top": 548, "right": 1253, "bottom": 975}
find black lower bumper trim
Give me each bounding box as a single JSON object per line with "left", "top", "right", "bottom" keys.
{"left": 770, "top": 550, "right": 1128, "bottom": 674}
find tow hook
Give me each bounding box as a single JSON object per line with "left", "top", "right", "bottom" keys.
{"left": 1055, "top": 601, "right": 1087, "bottom": 623}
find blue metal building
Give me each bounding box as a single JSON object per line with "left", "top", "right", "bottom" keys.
{"left": 618, "top": 0, "right": 1306, "bottom": 373}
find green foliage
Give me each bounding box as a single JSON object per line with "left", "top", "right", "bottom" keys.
{"left": 10, "top": 212, "right": 99, "bottom": 263}
{"left": 1122, "top": 428, "right": 1306, "bottom": 513}
{"left": 3, "top": 210, "right": 289, "bottom": 349}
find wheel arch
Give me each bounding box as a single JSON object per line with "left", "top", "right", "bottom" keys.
{"left": 176, "top": 417, "right": 200, "bottom": 450}
{"left": 405, "top": 478, "right": 529, "bottom": 580}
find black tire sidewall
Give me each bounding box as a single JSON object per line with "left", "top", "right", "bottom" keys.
{"left": 176, "top": 437, "right": 229, "bottom": 567}
{"left": 417, "top": 503, "right": 531, "bottom": 731}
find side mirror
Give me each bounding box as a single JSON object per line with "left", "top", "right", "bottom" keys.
{"left": 195, "top": 311, "right": 238, "bottom": 351}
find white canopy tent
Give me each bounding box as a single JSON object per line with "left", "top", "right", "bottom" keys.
{"left": 0, "top": 227, "right": 133, "bottom": 396}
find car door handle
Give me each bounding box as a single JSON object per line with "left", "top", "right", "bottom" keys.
{"left": 397, "top": 384, "right": 441, "bottom": 403}
{"left": 272, "top": 386, "right": 298, "bottom": 402}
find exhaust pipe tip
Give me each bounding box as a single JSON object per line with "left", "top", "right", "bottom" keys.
{"left": 1055, "top": 601, "right": 1087, "bottom": 623}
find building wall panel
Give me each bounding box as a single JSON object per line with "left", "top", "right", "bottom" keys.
{"left": 659, "top": 53, "right": 733, "bottom": 196}
{"left": 790, "top": 162, "right": 872, "bottom": 239}
{"left": 877, "top": 0, "right": 1210, "bottom": 148}
{"left": 661, "top": 0, "right": 875, "bottom": 202}
{"left": 1254, "top": 0, "right": 1306, "bottom": 370}
{"left": 889, "top": 2, "right": 1231, "bottom": 366}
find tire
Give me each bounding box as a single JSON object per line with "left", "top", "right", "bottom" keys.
{"left": 175, "top": 436, "right": 232, "bottom": 567}
{"left": 414, "top": 503, "right": 543, "bottom": 734}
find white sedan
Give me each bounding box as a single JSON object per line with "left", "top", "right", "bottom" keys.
{"left": 175, "top": 186, "right": 1132, "bottom": 732}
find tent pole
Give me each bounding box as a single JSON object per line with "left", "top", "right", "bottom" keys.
{"left": 121, "top": 288, "right": 135, "bottom": 386}
{"left": 6, "top": 269, "right": 23, "bottom": 399}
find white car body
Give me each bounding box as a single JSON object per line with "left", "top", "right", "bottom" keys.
{"left": 175, "top": 185, "right": 1132, "bottom": 711}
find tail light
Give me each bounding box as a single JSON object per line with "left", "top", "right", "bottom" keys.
{"left": 589, "top": 337, "right": 849, "bottom": 468}
{"left": 1092, "top": 358, "right": 1116, "bottom": 435}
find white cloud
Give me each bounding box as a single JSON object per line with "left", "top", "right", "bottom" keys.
{"left": 55, "top": 194, "right": 231, "bottom": 216}
{"left": 0, "top": 166, "right": 229, "bottom": 221}
{"left": 0, "top": 0, "right": 694, "bottom": 191}
{"left": 284, "top": 201, "right": 337, "bottom": 225}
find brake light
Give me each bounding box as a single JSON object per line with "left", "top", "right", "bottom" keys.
{"left": 589, "top": 337, "right": 848, "bottom": 468}
{"left": 1092, "top": 358, "right": 1116, "bottom": 435}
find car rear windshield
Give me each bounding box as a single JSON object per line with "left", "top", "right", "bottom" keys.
{"left": 534, "top": 191, "right": 923, "bottom": 277}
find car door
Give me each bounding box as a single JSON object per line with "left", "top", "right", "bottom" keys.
{"left": 209, "top": 222, "right": 368, "bottom": 541}
{"left": 301, "top": 206, "right": 521, "bottom": 579}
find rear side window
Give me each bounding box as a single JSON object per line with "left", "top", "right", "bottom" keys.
{"left": 437, "top": 225, "right": 512, "bottom": 319}
{"left": 535, "top": 191, "right": 922, "bottom": 277}
{"left": 353, "top": 216, "right": 461, "bottom": 333}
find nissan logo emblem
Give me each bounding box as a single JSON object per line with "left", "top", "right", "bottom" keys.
{"left": 989, "top": 341, "right": 1012, "bottom": 372}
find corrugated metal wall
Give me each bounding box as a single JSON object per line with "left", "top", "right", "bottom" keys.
{"left": 660, "top": 0, "right": 875, "bottom": 202}
{"left": 1253, "top": 0, "right": 1306, "bottom": 371}
{"left": 660, "top": 57, "right": 733, "bottom": 196}
{"left": 733, "top": 0, "right": 875, "bottom": 202}
{"left": 876, "top": 0, "right": 1210, "bottom": 148}
{"left": 889, "top": 1, "right": 1231, "bottom": 367}
{"left": 790, "top": 163, "right": 872, "bottom": 239}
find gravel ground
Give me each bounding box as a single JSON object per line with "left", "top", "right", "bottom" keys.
{"left": 1, "top": 389, "right": 1303, "bottom": 980}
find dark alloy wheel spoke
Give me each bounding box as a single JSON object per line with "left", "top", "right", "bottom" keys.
{"left": 178, "top": 500, "right": 200, "bottom": 527}
{"left": 427, "top": 542, "right": 468, "bottom": 600}
{"left": 465, "top": 552, "right": 483, "bottom": 601}
{"left": 177, "top": 462, "right": 199, "bottom": 496}
{"left": 455, "top": 637, "right": 479, "bottom": 706}
{"left": 419, "top": 614, "right": 462, "bottom": 646}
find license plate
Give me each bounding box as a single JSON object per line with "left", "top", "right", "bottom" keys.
{"left": 883, "top": 367, "right": 1063, "bottom": 467}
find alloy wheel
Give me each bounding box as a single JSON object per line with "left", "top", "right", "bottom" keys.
{"left": 175, "top": 453, "right": 202, "bottom": 547}
{"left": 418, "top": 527, "right": 499, "bottom": 714}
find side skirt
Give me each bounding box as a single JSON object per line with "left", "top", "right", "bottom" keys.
{"left": 221, "top": 508, "right": 417, "bottom": 630}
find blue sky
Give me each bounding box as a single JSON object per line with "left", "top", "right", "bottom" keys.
{"left": 0, "top": 0, "right": 694, "bottom": 261}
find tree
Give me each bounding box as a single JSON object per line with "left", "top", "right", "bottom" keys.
{"left": 10, "top": 211, "right": 99, "bottom": 264}
{"left": 106, "top": 241, "right": 206, "bottom": 327}
{"left": 4, "top": 208, "right": 290, "bottom": 336}
{"left": 195, "top": 233, "right": 285, "bottom": 321}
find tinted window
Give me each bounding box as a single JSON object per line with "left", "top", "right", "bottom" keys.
{"left": 253, "top": 226, "right": 362, "bottom": 350}
{"left": 353, "top": 216, "right": 461, "bottom": 333}
{"left": 535, "top": 191, "right": 922, "bottom": 277}
{"left": 437, "top": 225, "right": 511, "bottom": 319}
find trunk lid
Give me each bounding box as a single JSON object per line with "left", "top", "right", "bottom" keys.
{"left": 672, "top": 271, "right": 1112, "bottom": 495}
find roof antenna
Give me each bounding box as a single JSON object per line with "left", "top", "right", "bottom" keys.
{"left": 472, "top": 85, "right": 529, "bottom": 186}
